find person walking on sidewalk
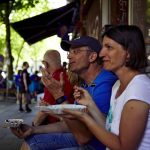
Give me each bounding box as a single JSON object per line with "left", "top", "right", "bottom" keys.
{"left": 21, "top": 61, "right": 32, "bottom": 112}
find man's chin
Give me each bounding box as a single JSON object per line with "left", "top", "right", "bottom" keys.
{"left": 70, "top": 69, "right": 75, "bottom": 72}
{"left": 69, "top": 68, "right": 78, "bottom": 73}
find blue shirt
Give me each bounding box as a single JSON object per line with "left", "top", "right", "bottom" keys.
{"left": 15, "top": 74, "right": 22, "bottom": 87}
{"left": 82, "top": 69, "right": 117, "bottom": 150}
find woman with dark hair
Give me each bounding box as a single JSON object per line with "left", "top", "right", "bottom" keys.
{"left": 63, "top": 25, "right": 150, "bottom": 150}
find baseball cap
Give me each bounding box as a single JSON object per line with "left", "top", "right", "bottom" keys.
{"left": 61, "top": 36, "right": 102, "bottom": 53}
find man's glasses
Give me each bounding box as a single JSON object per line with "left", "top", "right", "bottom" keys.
{"left": 67, "top": 48, "right": 94, "bottom": 55}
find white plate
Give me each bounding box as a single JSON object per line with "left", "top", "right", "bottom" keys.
{"left": 36, "top": 104, "right": 86, "bottom": 114}
{"left": 2, "top": 119, "right": 24, "bottom": 128}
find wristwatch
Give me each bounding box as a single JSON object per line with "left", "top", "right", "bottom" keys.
{"left": 56, "top": 96, "right": 67, "bottom": 104}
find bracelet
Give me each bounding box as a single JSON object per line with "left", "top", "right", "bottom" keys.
{"left": 56, "top": 96, "right": 67, "bottom": 104}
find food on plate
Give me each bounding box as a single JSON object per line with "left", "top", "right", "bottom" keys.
{"left": 36, "top": 104, "right": 86, "bottom": 114}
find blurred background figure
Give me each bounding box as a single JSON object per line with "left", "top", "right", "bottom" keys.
{"left": 14, "top": 70, "right": 23, "bottom": 107}
{"left": 0, "top": 70, "right": 6, "bottom": 89}
{"left": 0, "top": 70, "right": 6, "bottom": 96}
{"left": 62, "top": 61, "right": 68, "bottom": 71}
{"left": 29, "top": 70, "right": 41, "bottom": 102}
{"left": 21, "top": 62, "right": 32, "bottom": 113}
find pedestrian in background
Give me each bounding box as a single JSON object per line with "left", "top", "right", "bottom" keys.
{"left": 21, "top": 62, "right": 32, "bottom": 112}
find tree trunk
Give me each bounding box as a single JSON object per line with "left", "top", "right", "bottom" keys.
{"left": 15, "top": 41, "right": 25, "bottom": 70}
{"left": 5, "top": 2, "right": 13, "bottom": 80}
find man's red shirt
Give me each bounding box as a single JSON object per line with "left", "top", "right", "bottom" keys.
{"left": 43, "top": 68, "right": 74, "bottom": 123}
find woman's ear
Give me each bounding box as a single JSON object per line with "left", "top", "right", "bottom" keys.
{"left": 89, "top": 52, "right": 98, "bottom": 62}
{"left": 127, "top": 51, "right": 130, "bottom": 58}
{"left": 126, "top": 51, "right": 130, "bottom": 63}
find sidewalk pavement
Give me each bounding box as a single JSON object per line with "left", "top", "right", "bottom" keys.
{"left": 0, "top": 96, "right": 38, "bottom": 150}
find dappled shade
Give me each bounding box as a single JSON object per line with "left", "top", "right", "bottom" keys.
{"left": 11, "top": 1, "right": 79, "bottom": 45}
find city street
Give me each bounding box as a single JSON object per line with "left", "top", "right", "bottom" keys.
{"left": 0, "top": 96, "right": 38, "bottom": 150}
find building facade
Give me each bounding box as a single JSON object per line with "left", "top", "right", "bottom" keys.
{"left": 78, "top": 0, "right": 150, "bottom": 74}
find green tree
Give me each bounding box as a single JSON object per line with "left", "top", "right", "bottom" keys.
{"left": 10, "top": 0, "right": 51, "bottom": 71}
{"left": 0, "top": 0, "right": 43, "bottom": 80}
{"left": 0, "top": 24, "right": 5, "bottom": 54}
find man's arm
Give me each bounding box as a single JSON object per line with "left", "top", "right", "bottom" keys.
{"left": 33, "top": 120, "right": 69, "bottom": 134}
{"left": 64, "top": 119, "right": 93, "bottom": 145}
{"left": 62, "top": 103, "right": 106, "bottom": 145}
{"left": 32, "top": 111, "right": 48, "bottom": 126}
{"left": 11, "top": 120, "right": 70, "bottom": 139}
{"left": 41, "top": 71, "right": 93, "bottom": 144}
{"left": 40, "top": 69, "right": 97, "bottom": 144}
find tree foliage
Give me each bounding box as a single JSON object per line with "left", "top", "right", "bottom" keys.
{"left": 0, "top": 0, "right": 43, "bottom": 22}
{"left": 0, "top": 0, "right": 51, "bottom": 79}
{"left": 0, "top": 24, "right": 5, "bottom": 54}
{"left": 0, "top": 0, "right": 67, "bottom": 80}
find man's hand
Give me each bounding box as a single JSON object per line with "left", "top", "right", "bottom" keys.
{"left": 39, "top": 100, "right": 49, "bottom": 106}
{"left": 41, "top": 68, "right": 65, "bottom": 99}
{"left": 10, "top": 124, "right": 33, "bottom": 139}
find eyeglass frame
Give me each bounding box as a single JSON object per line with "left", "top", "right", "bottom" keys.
{"left": 67, "top": 46, "right": 95, "bottom": 56}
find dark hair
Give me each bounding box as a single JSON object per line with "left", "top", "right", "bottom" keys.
{"left": 102, "top": 25, "right": 147, "bottom": 70}
{"left": 22, "top": 61, "right": 28, "bottom": 67}
{"left": 18, "top": 70, "right": 22, "bottom": 74}
{"left": 101, "top": 24, "right": 114, "bottom": 35}
{"left": 35, "top": 70, "right": 39, "bottom": 74}
{"left": 63, "top": 61, "right": 67, "bottom": 67}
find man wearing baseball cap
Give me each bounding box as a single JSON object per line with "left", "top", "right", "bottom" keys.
{"left": 11, "top": 36, "right": 117, "bottom": 150}
{"left": 61, "top": 36, "right": 102, "bottom": 52}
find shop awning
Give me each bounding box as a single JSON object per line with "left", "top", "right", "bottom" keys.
{"left": 0, "top": 0, "right": 12, "bottom": 3}
{"left": 11, "top": 1, "right": 79, "bottom": 45}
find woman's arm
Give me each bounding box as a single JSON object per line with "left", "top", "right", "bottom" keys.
{"left": 74, "top": 86, "right": 106, "bottom": 126}
{"left": 64, "top": 100, "right": 149, "bottom": 150}
{"left": 87, "top": 100, "right": 106, "bottom": 127}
